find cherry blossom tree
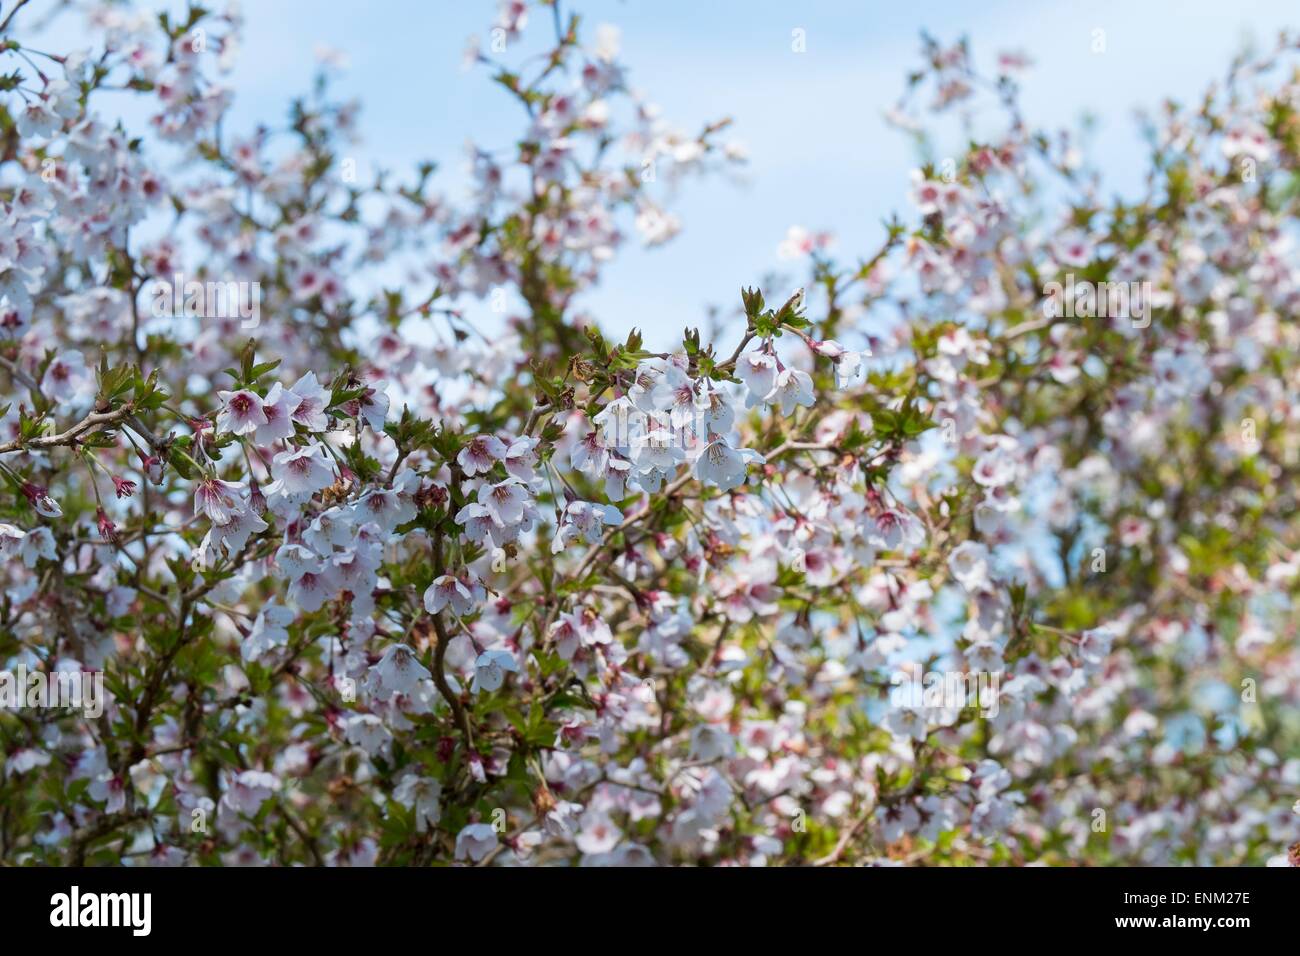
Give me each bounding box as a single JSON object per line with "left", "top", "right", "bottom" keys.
{"left": 0, "top": 1, "right": 1297, "bottom": 867}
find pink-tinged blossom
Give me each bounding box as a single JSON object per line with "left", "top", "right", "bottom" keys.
{"left": 865, "top": 507, "right": 926, "bottom": 553}
{"left": 393, "top": 774, "right": 442, "bottom": 832}
{"left": 472, "top": 648, "right": 519, "bottom": 693}
{"left": 771, "top": 368, "right": 815, "bottom": 416}
{"left": 241, "top": 604, "right": 296, "bottom": 662}
{"left": 353, "top": 485, "right": 416, "bottom": 532}
{"left": 948, "top": 541, "right": 993, "bottom": 593}
{"left": 570, "top": 428, "right": 608, "bottom": 475}
{"left": 269, "top": 441, "right": 336, "bottom": 499}
{"left": 353, "top": 381, "right": 390, "bottom": 431}
{"left": 289, "top": 371, "right": 331, "bottom": 432}
{"left": 777, "top": 225, "right": 833, "bottom": 259}
{"left": 0, "top": 523, "right": 26, "bottom": 560}
{"left": 253, "top": 382, "right": 302, "bottom": 444}
{"left": 89, "top": 772, "right": 127, "bottom": 813}
{"left": 5, "top": 747, "right": 51, "bottom": 777}
{"left": 424, "top": 574, "right": 478, "bottom": 616}
{"left": 193, "top": 478, "right": 245, "bottom": 527}
{"left": 343, "top": 714, "right": 392, "bottom": 756}
{"left": 221, "top": 770, "right": 281, "bottom": 816}
{"left": 455, "top": 822, "right": 499, "bottom": 862}
{"left": 216, "top": 389, "right": 268, "bottom": 435}
{"left": 502, "top": 435, "right": 539, "bottom": 482}
{"left": 477, "top": 477, "right": 530, "bottom": 527}
{"left": 371, "top": 644, "right": 432, "bottom": 696}
{"left": 15, "top": 527, "right": 55, "bottom": 568}
{"left": 736, "top": 352, "right": 777, "bottom": 408}
{"left": 695, "top": 437, "right": 762, "bottom": 491}
{"left": 455, "top": 502, "right": 505, "bottom": 547}
{"left": 457, "top": 434, "right": 507, "bottom": 476}
{"left": 552, "top": 500, "right": 623, "bottom": 552}
{"left": 40, "top": 351, "right": 91, "bottom": 404}
{"left": 287, "top": 563, "right": 338, "bottom": 612}
{"left": 972, "top": 445, "right": 1017, "bottom": 487}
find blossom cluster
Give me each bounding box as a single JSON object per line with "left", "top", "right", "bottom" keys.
{"left": 0, "top": 2, "right": 1297, "bottom": 868}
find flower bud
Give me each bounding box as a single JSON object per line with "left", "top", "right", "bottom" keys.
{"left": 95, "top": 508, "right": 119, "bottom": 546}
{"left": 21, "top": 482, "right": 62, "bottom": 518}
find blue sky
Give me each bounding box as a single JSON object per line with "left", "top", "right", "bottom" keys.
{"left": 223, "top": 0, "right": 1297, "bottom": 343}
{"left": 34, "top": 1, "right": 1300, "bottom": 345}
